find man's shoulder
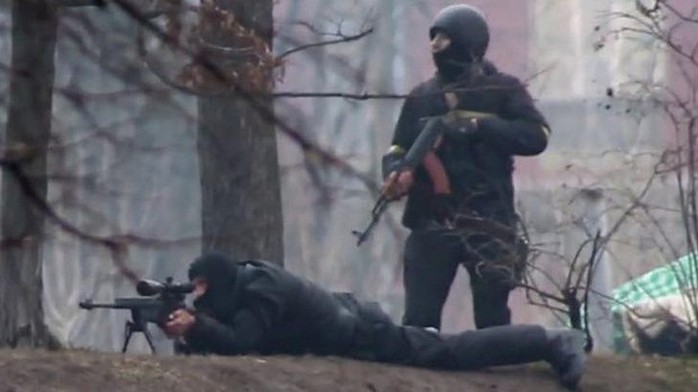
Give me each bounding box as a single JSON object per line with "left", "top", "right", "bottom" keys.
{"left": 240, "top": 259, "right": 281, "bottom": 269}
{"left": 492, "top": 72, "right": 525, "bottom": 88}
{"left": 242, "top": 259, "right": 305, "bottom": 282}
{"left": 236, "top": 259, "right": 286, "bottom": 283}
{"left": 408, "top": 77, "right": 441, "bottom": 95}
{"left": 237, "top": 260, "right": 303, "bottom": 300}
{"left": 404, "top": 77, "right": 446, "bottom": 107}
{"left": 480, "top": 63, "right": 525, "bottom": 88}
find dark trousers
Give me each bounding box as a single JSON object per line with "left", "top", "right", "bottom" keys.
{"left": 342, "top": 293, "right": 549, "bottom": 369}
{"left": 402, "top": 227, "right": 514, "bottom": 330}
{"left": 350, "top": 314, "right": 550, "bottom": 370}
{"left": 401, "top": 324, "right": 550, "bottom": 369}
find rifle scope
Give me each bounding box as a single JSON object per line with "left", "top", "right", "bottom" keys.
{"left": 136, "top": 277, "right": 194, "bottom": 296}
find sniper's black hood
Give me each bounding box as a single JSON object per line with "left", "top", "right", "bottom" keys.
{"left": 188, "top": 252, "right": 240, "bottom": 321}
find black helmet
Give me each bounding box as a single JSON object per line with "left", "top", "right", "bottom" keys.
{"left": 430, "top": 4, "right": 489, "bottom": 60}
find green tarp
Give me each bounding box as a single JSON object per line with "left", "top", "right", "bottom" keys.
{"left": 611, "top": 253, "right": 698, "bottom": 353}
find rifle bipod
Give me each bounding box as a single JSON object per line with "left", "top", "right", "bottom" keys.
{"left": 121, "top": 309, "right": 157, "bottom": 354}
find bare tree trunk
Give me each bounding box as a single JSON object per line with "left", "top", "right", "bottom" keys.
{"left": 197, "top": 0, "right": 284, "bottom": 264}
{"left": 0, "top": 0, "right": 59, "bottom": 348}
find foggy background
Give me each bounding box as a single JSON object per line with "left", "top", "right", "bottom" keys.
{"left": 0, "top": 0, "right": 692, "bottom": 353}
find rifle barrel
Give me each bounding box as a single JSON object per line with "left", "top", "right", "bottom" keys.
{"left": 79, "top": 298, "right": 160, "bottom": 310}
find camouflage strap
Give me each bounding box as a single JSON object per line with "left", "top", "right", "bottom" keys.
{"left": 453, "top": 215, "right": 521, "bottom": 244}
{"left": 453, "top": 214, "right": 529, "bottom": 285}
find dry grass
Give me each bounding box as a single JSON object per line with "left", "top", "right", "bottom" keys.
{"left": 0, "top": 349, "right": 696, "bottom": 392}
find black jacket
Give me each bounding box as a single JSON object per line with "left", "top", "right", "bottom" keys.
{"left": 390, "top": 62, "right": 549, "bottom": 229}
{"left": 183, "top": 260, "right": 359, "bottom": 356}
{"left": 179, "top": 258, "right": 556, "bottom": 371}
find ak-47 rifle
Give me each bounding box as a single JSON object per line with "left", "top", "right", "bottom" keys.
{"left": 353, "top": 109, "right": 500, "bottom": 246}
{"left": 353, "top": 115, "right": 452, "bottom": 246}
{"left": 79, "top": 277, "right": 194, "bottom": 353}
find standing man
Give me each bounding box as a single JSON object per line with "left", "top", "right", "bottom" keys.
{"left": 382, "top": 4, "right": 550, "bottom": 330}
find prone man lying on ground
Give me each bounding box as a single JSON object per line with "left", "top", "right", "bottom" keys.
{"left": 162, "top": 252, "right": 586, "bottom": 390}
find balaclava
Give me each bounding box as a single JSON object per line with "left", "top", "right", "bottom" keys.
{"left": 188, "top": 252, "right": 240, "bottom": 321}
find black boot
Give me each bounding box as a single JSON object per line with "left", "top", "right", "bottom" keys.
{"left": 544, "top": 328, "right": 586, "bottom": 390}
{"left": 443, "top": 325, "right": 586, "bottom": 388}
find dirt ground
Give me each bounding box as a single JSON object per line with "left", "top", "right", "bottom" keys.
{"left": 0, "top": 349, "right": 696, "bottom": 392}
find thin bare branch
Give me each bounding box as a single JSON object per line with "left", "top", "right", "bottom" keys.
{"left": 277, "top": 27, "right": 374, "bottom": 60}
